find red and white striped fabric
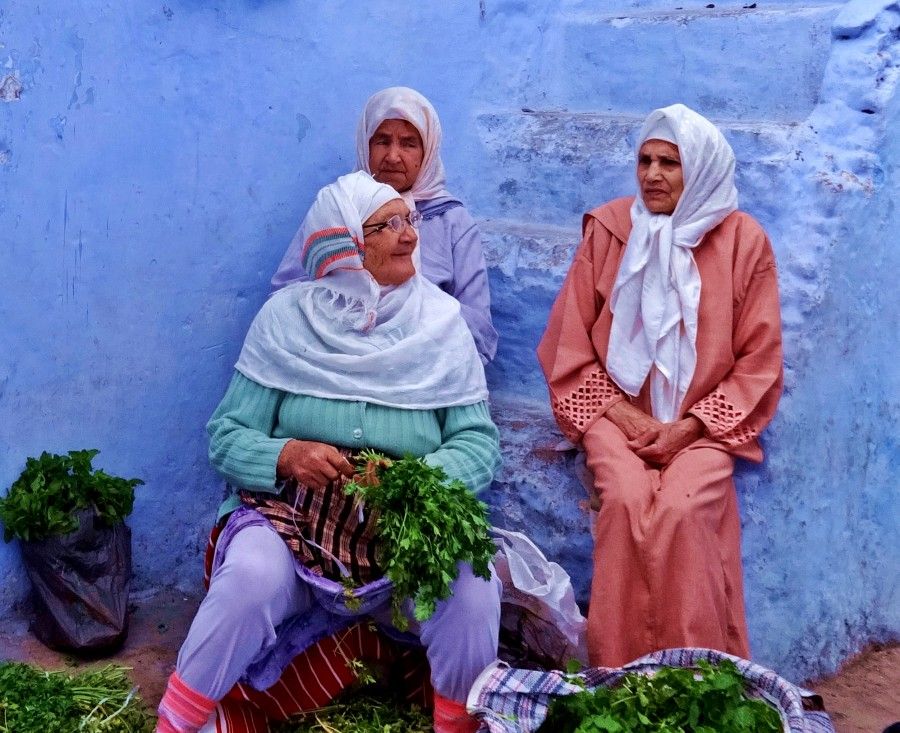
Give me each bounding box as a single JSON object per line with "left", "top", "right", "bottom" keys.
{"left": 199, "top": 524, "right": 432, "bottom": 730}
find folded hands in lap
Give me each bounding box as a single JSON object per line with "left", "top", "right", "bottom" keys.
{"left": 606, "top": 401, "right": 704, "bottom": 467}
{"left": 276, "top": 439, "right": 354, "bottom": 490}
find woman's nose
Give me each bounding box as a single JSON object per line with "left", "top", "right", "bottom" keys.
{"left": 385, "top": 143, "right": 402, "bottom": 162}
{"left": 400, "top": 224, "right": 418, "bottom": 243}
{"left": 645, "top": 162, "right": 662, "bottom": 180}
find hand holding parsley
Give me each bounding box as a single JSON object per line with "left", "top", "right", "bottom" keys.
{"left": 344, "top": 450, "right": 496, "bottom": 630}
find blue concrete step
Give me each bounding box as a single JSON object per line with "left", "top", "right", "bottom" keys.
{"left": 518, "top": 4, "right": 841, "bottom": 121}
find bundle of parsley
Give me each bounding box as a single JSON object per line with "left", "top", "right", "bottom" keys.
{"left": 344, "top": 451, "right": 496, "bottom": 630}
{"left": 537, "top": 659, "right": 782, "bottom": 733}
{"left": 0, "top": 662, "right": 152, "bottom": 732}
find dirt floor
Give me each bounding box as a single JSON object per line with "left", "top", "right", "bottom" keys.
{"left": 1, "top": 587, "right": 897, "bottom": 732}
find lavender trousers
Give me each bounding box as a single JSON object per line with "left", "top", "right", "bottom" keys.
{"left": 176, "top": 523, "right": 501, "bottom": 703}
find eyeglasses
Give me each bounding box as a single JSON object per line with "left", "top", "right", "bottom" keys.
{"left": 362, "top": 210, "right": 422, "bottom": 234}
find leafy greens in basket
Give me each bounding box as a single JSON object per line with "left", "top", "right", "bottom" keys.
{"left": 537, "top": 659, "right": 782, "bottom": 733}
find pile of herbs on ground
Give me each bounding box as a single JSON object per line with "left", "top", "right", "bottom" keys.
{"left": 537, "top": 659, "right": 782, "bottom": 733}
{"left": 344, "top": 450, "right": 496, "bottom": 630}
{"left": 0, "top": 449, "right": 143, "bottom": 542}
{"left": 273, "top": 689, "right": 431, "bottom": 733}
{"left": 0, "top": 662, "right": 152, "bottom": 732}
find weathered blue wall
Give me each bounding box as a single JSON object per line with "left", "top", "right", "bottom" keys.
{"left": 1, "top": 0, "right": 897, "bottom": 683}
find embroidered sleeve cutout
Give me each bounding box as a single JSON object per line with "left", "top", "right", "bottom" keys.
{"left": 691, "top": 389, "right": 758, "bottom": 447}
{"left": 551, "top": 368, "right": 624, "bottom": 442}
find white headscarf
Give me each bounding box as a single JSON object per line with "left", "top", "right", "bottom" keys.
{"left": 355, "top": 86, "right": 453, "bottom": 211}
{"left": 606, "top": 104, "right": 738, "bottom": 422}
{"left": 236, "top": 171, "right": 487, "bottom": 410}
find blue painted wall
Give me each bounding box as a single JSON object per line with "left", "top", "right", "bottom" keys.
{"left": 1, "top": 0, "right": 897, "bottom": 682}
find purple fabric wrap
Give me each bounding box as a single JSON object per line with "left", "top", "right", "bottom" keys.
{"left": 213, "top": 506, "right": 401, "bottom": 690}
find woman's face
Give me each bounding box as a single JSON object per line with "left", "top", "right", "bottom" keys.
{"left": 368, "top": 119, "right": 424, "bottom": 193}
{"left": 361, "top": 199, "right": 418, "bottom": 286}
{"left": 637, "top": 139, "right": 684, "bottom": 215}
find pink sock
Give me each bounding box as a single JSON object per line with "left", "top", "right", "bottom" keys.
{"left": 156, "top": 672, "right": 217, "bottom": 733}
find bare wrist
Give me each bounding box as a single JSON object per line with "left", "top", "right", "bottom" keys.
{"left": 683, "top": 415, "right": 705, "bottom": 440}
{"left": 276, "top": 439, "right": 298, "bottom": 478}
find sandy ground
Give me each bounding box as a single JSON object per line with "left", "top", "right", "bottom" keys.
{"left": 1, "top": 586, "right": 897, "bottom": 732}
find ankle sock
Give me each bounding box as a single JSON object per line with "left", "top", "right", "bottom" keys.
{"left": 156, "top": 672, "right": 217, "bottom": 733}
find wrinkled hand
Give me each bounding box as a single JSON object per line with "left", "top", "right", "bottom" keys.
{"left": 606, "top": 400, "right": 662, "bottom": 442}
{"left": 627, "top": 416, "right": 705, "bottom": 467}
{"left": 276, "top": 440, "right": 354, "bottom": 490}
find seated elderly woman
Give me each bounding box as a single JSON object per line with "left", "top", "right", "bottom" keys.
{"left": 272, "top": 86, "right": 498, "bottom": 365}
{"left": 538, "top": 104, "right": 783, "bottom": 667}
{"left": 156, "top": 171, "right": 501, "bottom": 733}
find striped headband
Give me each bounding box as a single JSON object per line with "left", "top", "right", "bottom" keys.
{"left": 301, "top": 226, "right": 364, "bottom": 280}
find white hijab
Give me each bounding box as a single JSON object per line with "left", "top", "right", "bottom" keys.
{"left": 606, "top": 104, "right": 738, "bottom": 422}
{"left": 236, "top": 172, "right": 487, "bottom": 410}
{"left": 355, "top": 86, "right": 453, "bottom": 211}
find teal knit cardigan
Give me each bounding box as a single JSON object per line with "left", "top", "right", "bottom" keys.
{"left": 207, "top": 371, "right": 501, "bottom": 519}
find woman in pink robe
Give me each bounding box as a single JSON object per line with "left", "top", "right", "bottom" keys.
{"left": 537, "top": 104, "right": 783, "bottom": 667}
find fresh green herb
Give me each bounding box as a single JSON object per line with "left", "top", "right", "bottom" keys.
{"left": 340, "top": 574, "right": 364, "bottom": 613}
{"left": 537, "top": 659, "right": 782, "bottom": 733}
{"left": 0, "top": 450, "right": 143, "bottom": 542}
{"left": 0, "top": 662, "right": 152, "bottom": 732}
{"left": 272, "top": 689, "right": 431, "bottom": 733}
{"left": 344, "top": 450, "right": 496, "bottom": 630}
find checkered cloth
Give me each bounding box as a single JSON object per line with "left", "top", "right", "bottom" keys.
{"left": 240, "top": 459, "right": 382, "bottom": 585}
{"left": 468, "top": 647, "right": 835, "bottom": 733}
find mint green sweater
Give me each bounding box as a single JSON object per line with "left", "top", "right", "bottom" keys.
{"left": 207, "top": 372, "right": 501, "bottom": 519}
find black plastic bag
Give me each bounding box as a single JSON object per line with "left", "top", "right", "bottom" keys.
{"left": 20, "top": 508, "right": 132, "bottom": 654}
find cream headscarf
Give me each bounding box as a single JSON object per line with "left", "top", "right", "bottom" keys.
{"left": 355, "top": 86, "right": 453, "bottom": 211}
{"left": 236, "top": 172, "right": 487, "bottom": 410}
{"left": 606, "top": 104, "right": 738, "bottom": 423}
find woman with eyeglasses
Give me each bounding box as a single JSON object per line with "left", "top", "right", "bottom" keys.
{"left": 155, "top": 172, "right": 500, "bottom": 733}
{"left": 273, "top": 86, "right": 498, "bottom": 365}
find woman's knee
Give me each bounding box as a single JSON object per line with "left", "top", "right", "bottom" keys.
{"left": 653, "top": 448, "right": 735, "bottom": 524}
{"left": 211, "top": 529, "right": 297, "bottom": 613}
{"left": 582, "top": 421, "right": 653, "bottom": 512}
{"left": 428, "top": 563, "right": 501, "bottom": 631}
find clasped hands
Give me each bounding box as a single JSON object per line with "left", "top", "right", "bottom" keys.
{"left": 605, "top": 400, "right": 704, "bottom": 467}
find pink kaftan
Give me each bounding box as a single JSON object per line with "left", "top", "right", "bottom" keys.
{"left": 537, "top": 196, "right": 783, "bottom": 667}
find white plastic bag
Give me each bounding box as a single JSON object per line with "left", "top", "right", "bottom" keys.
{"left": 492, "top": 527, "right": 588, "bottom": 669}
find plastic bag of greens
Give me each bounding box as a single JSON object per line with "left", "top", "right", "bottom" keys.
{"left": 0, "top": 450, "right": 140, "bottom": 654}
